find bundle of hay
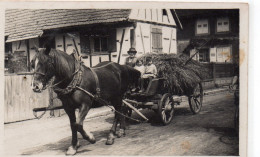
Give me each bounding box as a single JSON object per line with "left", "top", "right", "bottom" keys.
{"left": 137, "top": 53, "right": 209, "bottom": 96}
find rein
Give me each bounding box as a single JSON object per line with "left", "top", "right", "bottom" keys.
{"left": 75, "top": 86, "right": 147, "bottom": 123}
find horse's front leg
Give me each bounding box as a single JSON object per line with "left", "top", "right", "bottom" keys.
{"left": 75, "top": 102, "right": 96, "bottom": 144}
{"left": 63, "top": 107, "right": 79, "bottom": 155}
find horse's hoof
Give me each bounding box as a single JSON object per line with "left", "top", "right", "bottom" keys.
{"left": 106, "top": 133, "right": 115, "bottom": 145}
{"left": 85, "top": 132, "right": 96, "bottom": 144}
{"left": 76, "top": 141, "right": 81, "bottom": 148}
{"left": 66, "top": 146, "right": 77, "bottom": 156}
{"left": 117, "top": 129, "right": 126, "bottom": 138}
{"left": 88, "top": 137, "right": 96, "bottom": 144}
{"left": 106, "top": 138, "right": 114, "bottom": 145}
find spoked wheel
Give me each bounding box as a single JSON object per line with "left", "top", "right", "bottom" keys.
{"left": 188, "top": 83, "right": 203, "bottom": 114}
{"left": 158, "top": 93, "right": 174, "bottom": 125}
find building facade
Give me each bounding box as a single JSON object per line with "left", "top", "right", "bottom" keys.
{"left": 176, "top": 9, "right": 239, "bottom": 64}
{"left": 5, "top": 9, "right": 181, "bottom": 73}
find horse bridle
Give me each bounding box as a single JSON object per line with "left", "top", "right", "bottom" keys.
{"left": 32, "top": 55, "right": 56, "bottom": 89}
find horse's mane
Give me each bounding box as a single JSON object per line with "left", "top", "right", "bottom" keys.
{"left": 44, "top": 49, "right": 76, "bottom": 79}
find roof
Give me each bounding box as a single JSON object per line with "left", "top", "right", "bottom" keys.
{"left": 5, "top": 9, "right": 180, "bottom": 42}
{"left": 5, "top": 9, "right": 131, "bottom": 42}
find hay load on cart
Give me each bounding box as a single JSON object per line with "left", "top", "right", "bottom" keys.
{"left": 137, "top": 53, "right": 209, "bottom": 96}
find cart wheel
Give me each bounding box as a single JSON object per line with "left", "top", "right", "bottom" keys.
{"left": 188, "top": 83, "right": 203, "bottom": 114}
{"left": 158, "top": 93, "right": 174, "bottom": 125}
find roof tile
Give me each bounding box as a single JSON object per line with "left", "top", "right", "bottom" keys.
{"left": 5, "top": 9, "right": 131, "bottom": 42}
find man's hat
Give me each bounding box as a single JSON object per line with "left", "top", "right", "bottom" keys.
{"left": 127, "top": 48, "right": 137, "bottom": 54}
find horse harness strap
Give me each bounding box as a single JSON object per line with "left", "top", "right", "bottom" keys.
{"left": 53, "top": 61, "right": 83, "bottom": 96}
{"left": 88, "top": 62, "right": 116, "bottom": 97}
{"left": 89, "top": 68, "right": 101, "bottom": 97}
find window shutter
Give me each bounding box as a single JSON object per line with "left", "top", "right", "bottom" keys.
{"left": 210, "top": 48, "right": 217, "bottom": 62}
{"left": 151, "top": 28, "right": 162, "bottom": 53}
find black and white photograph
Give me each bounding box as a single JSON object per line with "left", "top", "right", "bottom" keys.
{"left": 1, "top": 1, "right": 248, "bottom": 156}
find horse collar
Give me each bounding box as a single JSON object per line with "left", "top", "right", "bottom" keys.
{"left": 53, "top": 61, "right": 83, "bottom": 96}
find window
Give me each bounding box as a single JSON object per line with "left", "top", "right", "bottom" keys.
{"left": 216, "top": 17, "right": 230, "bottom": 32}
{"left": 94, "top": 36, "right": 108, "bottom": 52}
{"left": 216, "top": 46, "right": 232, "bottom": 62}
{"left": 198, "top": 48, "right": 210, "bottom": 62}
{"left": 5, "top": 43, "right": 12, "bottom": 73}
{"left": 151, "top": 28, "right": 162, "bottom": 53}
{"left": 196, "top": 19, "right": 209, "bottom": 35}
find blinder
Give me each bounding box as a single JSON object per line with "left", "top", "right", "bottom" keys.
{"left": 32, "top": 55, "right": 56, "bottom": 89}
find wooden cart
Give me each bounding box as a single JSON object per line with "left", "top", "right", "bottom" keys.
{"left": 123, "top": 78, "right": 203, "bottom": 125}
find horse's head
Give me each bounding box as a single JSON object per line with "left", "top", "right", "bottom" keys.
{"left": 31, "top": 47, "right": 55, "bottom": 93}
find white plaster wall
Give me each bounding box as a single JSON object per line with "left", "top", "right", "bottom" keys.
{"left": 162, "top": 27, "right": 177, "bottom": 54}
{"left": 82, "top": 57, "right": 90, "bottom": 67}
{"left": 135, "top": 22, "right": 151, "bottom": 56}
{"left": 55, "top": 33, "right": 81, "bottom": 55}
{"left": 65, "top": 33, "right": 81, "bottom": 55}
{"left": 91, "top": 55, "right": 110, "bottom": 67}
{"left": 136, "top": 23, "right": 177, "bottom": 56}
{"left": 170, "top": 28, "right": 177, "bottom": 54}
{"left": 55, "top": 34, "right": 64, "bottom": 52}
{"left": 116, "top": 27, "right": 131, "bottom": 64}
{"left": 129, "top": 9, "right": 176, "bottom": 26}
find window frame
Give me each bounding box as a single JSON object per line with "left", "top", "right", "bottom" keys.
{"left": 93, "top": 35, "right": 109, "bottom": 53}
{"left": 216, "top": 17, "right": 230, "bottom": 33}
{"left": 198, "top": 48, "right": 210, "bottom": 63}
{"left": 195, "top": 19, "right": 210, "bottom": 36}
{"left": 216, "top": 45, "right": 233, "bottom": 63}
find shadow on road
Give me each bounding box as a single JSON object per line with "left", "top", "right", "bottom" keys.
{"left": 21, "top": 129, "right": 111, "bottom": 155}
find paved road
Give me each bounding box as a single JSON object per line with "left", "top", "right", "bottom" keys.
{"left": 4, "top": 92, "right": 238, "bottom": 156}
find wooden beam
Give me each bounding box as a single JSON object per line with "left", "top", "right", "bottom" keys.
{"left": 109, "top": 53, "right": 111, "bottom": 61}
{"left": 130, "top": 28, "right": 136, "bottom": 49}
{"left": 139, "top": 25, "right": 145, "bottom": 53}
{"left": 63, "top": 35, "right": 66, "bottom": 52}
{"left": 26, "top": 39, "right": 30, "bottom": 72}
{"left": 123, "top": 100, "right": 149, "bottom": 121}
{"left": 168, "top": 29, "right": 173, "bottom": 53}
{"left": 90, "top": 55, "right": 92, "bottom": 67}
{"left": 117, "top": 29, "right": 125, "bottom": 63}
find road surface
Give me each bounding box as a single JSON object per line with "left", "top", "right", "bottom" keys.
{"left": 4, "top": 91, "right": 238, "bottom": 156}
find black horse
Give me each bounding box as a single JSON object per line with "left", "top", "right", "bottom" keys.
{"left": 31, "top": 48, "right": 140, "bottom": 155}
